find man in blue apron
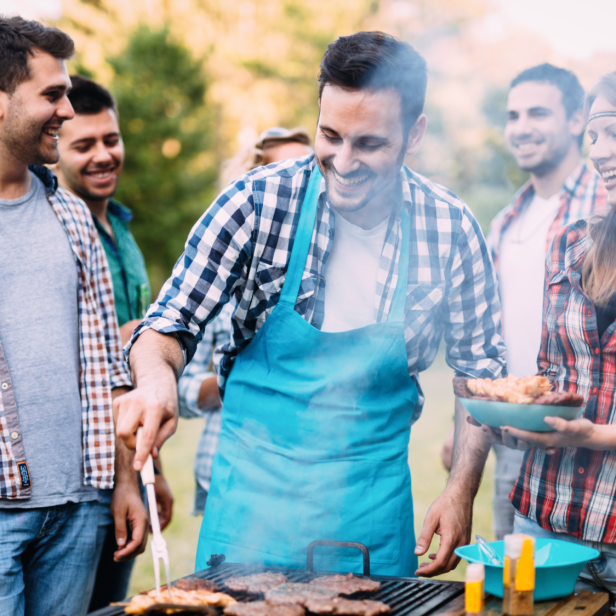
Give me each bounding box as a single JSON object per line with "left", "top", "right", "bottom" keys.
{"left": 118, "top": 31, "right": 506, "bottom": 578}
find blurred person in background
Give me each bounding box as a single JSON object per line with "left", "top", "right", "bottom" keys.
{"left": 119, "top": 31, "right": 506, "bottom": 578}
{"left": 479, "top": 71, "right": 616, "bottom": 596}
{"left": 440, "top": 64, "right": 607, "bottom": 540}
{"left": 0, "top": 17, "right": 145, "bottom": 616}
{"left": 53, "top": 74, "right": 173, "bottom": 611}
{"left": 178, "top": 127, "right": 313, "bottom": 515}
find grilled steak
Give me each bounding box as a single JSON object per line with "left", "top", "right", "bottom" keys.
{"left": 172, "top": 577, "right": 219, "bottom": 592}
{"left": 265, "top": 583, "right": 338, "bottom": 605}
{"left": 305, "top": 597, "right": 391, "bottom": 616}
{"left": 225, "top": 572, "right": 288, "bottom": 594}
{"left": 225, "top": 601, "right": 305, "bottom": 616}
{"left": 309, "top": 574, "right": 380, "bottom": 594}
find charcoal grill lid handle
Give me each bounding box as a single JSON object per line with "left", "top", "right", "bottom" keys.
{"left": 306, "top": 540, "right": 370, "bottom": 576}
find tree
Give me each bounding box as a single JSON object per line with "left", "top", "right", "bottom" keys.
{"left": 108, "top": 25, "right": 218, "bottom": 292}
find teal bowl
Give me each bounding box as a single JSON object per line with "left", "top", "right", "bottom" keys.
{"left": 455, "top": 539, "right": 600, "bottom": 600}
{"left": 459, "top": 398, "right": 584, "bottom": 432}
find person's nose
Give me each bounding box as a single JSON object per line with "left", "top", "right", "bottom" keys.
{"left": 91, "top": 141, "right": 114, "bottom": 164}
{"left": 333, "top": 142, "right": 360, "bottom": 176}
{"left": 590, "top": 134, "right": 615, "bottom": 168}
{"left": 57, "top": 95, "right": 74, "bottom": 122}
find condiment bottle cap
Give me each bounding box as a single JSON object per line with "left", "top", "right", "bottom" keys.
{"left": 504, "top": 534, "right": 524, "bottom": 558}
{"left": 466, "top": 563, "right": 485, "bottom": 582}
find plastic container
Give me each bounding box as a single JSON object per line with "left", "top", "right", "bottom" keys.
{"left": 455, "top": 538, "right": 599, "bottom": 600}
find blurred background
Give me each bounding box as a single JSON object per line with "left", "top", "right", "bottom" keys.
{"left": 6, "top": 0, "right": 616, "bottom": 589}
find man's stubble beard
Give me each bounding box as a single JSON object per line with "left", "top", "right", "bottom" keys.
{"left": 519, "top": 134, "right": 572, "bottom": 178}
{"left": 1, "top": 102, "right": 58, "bottom": 166}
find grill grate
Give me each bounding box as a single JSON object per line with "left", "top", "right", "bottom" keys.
{"left": 89, "top": 562, "right": 463, "bottom": 616}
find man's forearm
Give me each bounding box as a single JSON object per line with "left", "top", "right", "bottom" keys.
{"left": 112, "top": 387, "right": 139, "bottom": 487}
{"left": 448, "top": 396, "right": 491, "bottom": 495}
{"left": 129, "top": 329, "right": 185, "bottom": 388}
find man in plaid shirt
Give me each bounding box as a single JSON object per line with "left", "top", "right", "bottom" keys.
{"left": 0, "top": 18, "right": 146, "bottom": 616}
{"left": 119, "top": 32, "right": 506, "bottom": 576}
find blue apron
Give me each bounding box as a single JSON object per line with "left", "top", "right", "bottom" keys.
{"left": 196, "top": 167, "right": 419, "bottom": 576}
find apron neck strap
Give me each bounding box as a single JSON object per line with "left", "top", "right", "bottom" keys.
{"left": 278, "top": 166, "right": 322, "bottom": 307}
{"left": 280, "top": 164, "right": 411, "bottom": 322}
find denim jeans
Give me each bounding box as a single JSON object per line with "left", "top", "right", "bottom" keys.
{"left": 514, "top": 510, "right": 616, "bottom": 597}
{"left": 0, "top": 500, "right": 99, "bottom": 616}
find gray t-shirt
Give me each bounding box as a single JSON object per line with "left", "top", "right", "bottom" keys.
{"left": 0, "top": 173, "right": 96, "bottom": 508}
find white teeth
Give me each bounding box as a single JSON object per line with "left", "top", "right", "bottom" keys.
{"left": 602, "top": 169, "right": 616, "bottom": 181}
{"left": 43, "top": 127, "right": 59, "bottom": 138}
{"left": 517, "top": 143, "right": 537, "bottom": 151}
{"left": 334, "top": 171, "right": 368, "bottom": 186}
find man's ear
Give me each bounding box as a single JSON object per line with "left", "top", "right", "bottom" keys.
{"left": 0, "top": 91, "right": 9, "bottom": 121}
{"left": 569, "top": 108, "right": 586, "bottom": 139}
{"left": 406, "top": 114, "right": 428, "bottom": 157}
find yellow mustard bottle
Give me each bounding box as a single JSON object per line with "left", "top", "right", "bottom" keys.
{"left": 465, "top": 563, "right": 485, "bottom": 615}
{"left": 511, "top": 537, "right": 535, "bottom": 616}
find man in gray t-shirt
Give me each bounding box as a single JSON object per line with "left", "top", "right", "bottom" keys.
{"left": 0, "top": 18, "right": 147, "bottom": 616}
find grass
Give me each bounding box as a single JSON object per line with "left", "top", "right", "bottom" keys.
{"left": 129, "top": 350, "right": 495, "bottom": 594}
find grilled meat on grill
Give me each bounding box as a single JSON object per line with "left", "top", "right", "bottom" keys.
{"left": 165, "top": 578, "right": 219, "bottom": 592}
{"left": 225, "top": 572, "right": 288, "bottom": 594}
{"left": 124, "top": 587, "right": 236, "bottom": 614}
{"left": 224, "top": 601, "right": 305, "bottom": 616}
{"left": 309, "top": 574, "right": 381, "bottom": 594}
{"left": 265, "top": 583, "right": 338, "bottom": 605}
{"left": 305, "top": 597, "right": 391, "bottom": 616}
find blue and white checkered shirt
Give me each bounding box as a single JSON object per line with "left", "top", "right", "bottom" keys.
{"left": 177, "top": 302, "right": 233, "bottom": 494}
{"left": 129, "top": 154, "right": 506, "bottom": 421}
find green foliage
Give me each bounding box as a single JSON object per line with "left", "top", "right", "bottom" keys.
{"left": 108, "top": 25, "right": 217, "bottom": 292}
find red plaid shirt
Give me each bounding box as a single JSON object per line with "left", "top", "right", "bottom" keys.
{"left": 511, "top": 217, "right": 616, "bottom": 543}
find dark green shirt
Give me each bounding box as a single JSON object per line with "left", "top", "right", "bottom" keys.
{"left": 94, "top": 200, "right": 151, "bottom": 326}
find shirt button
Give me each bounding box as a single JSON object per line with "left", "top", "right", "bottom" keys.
{"left": 595, "top": 348, "right": 600, "bottom": 355}
{"left": 579, "top": 468, "right": 585, "bottom": 475}
{"left": 10, "top": 432, "right": 18, "bottom": 440}
{"left": 593, "top": 387, "right": 598, "bottom": 394}
{"left": 101, "top": 379, "right": 107, "bottom": 387}
{"left": 1, "top": 382, "right": 8, "bottom": 390}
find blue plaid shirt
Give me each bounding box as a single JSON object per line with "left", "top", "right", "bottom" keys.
{"left": 129, "top": 155, "right": 505, "bottom": 420}
{"left": 177, "top": 302, "right": 233, "bottom": 494}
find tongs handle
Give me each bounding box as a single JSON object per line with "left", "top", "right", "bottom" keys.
{"left": 136, "top": 427, "right": 155, "bottom": 485}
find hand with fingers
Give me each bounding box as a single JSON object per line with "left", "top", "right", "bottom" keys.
{"left": 467, "top": 414, "right": 606, "bottom": 454}
{"left": 111, "top": 479, "right": 149, "bottom": 562}
{"left": 414, "top": 485, "right": 472, "bottom": 577}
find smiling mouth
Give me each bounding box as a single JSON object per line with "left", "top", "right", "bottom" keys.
{"left": 514, "top": 142, "right": 541, "bottom": 152}
{"left": 601, "top": 169, "right": 616, "bottom": 182}
{"left": 42, "top": 127, "right": 60, "bottom": 140}
{"left": 333, "top": 170, "right": 370, "bottom": 187}
{"left": 85, "top": 168, "right": 117, "bottom": 180}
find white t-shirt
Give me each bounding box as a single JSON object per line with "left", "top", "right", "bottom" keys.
{"left": 499, "top": 193, "right": 562, "bottom": 376}
{"left": 321, "top": 209, "right": 389, "bottom": 333}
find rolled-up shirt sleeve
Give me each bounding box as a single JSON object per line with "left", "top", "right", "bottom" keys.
{"left": 125, "top": 177, "right": 255, "bottom": 364}
{"left": 442, "top": 207, "right": 506, "bottom": 379}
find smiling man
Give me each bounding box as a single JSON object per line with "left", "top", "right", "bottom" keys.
{"left": 117, "top": 31, "right": 506, "bottom": 577}
{"left": 53, "top": 75, "right": 173, "bottom": 612}
{"left": 0, "top": 18, "right": 146, "bottom": 616}
{"left": 458, "top": 64, "right": 606, "bottom": 540}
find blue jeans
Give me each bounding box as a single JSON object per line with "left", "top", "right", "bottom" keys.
{"left": 514, "top": 510, "right": 616, "bottom": 597}
{"left": 0, "top": 500, "right": 99, "bottom": 616}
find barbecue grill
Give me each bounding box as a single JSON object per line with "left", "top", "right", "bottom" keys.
{"left": 89, "top": 541, "right": 464, "bottom": 616}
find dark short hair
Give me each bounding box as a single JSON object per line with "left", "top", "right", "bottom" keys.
{"left": 318, "top": 31, "right": 428, "bottom": 134}
{"left": 68, "top": 74, "right": 118, "bottom": 118}
{"left": 0, "top": 15, "right": 74, "bottom": 94}
{"left": 510, "top": 63, "right": 585, "bottom": 118}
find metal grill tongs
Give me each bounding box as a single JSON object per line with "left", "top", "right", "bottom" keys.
{"left": 137, "top": 427, "right": 172, "bottom": 600}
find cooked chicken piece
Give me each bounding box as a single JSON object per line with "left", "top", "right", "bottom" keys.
{"left": 124, "top": 587, "right": 236, "bottom": 614}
